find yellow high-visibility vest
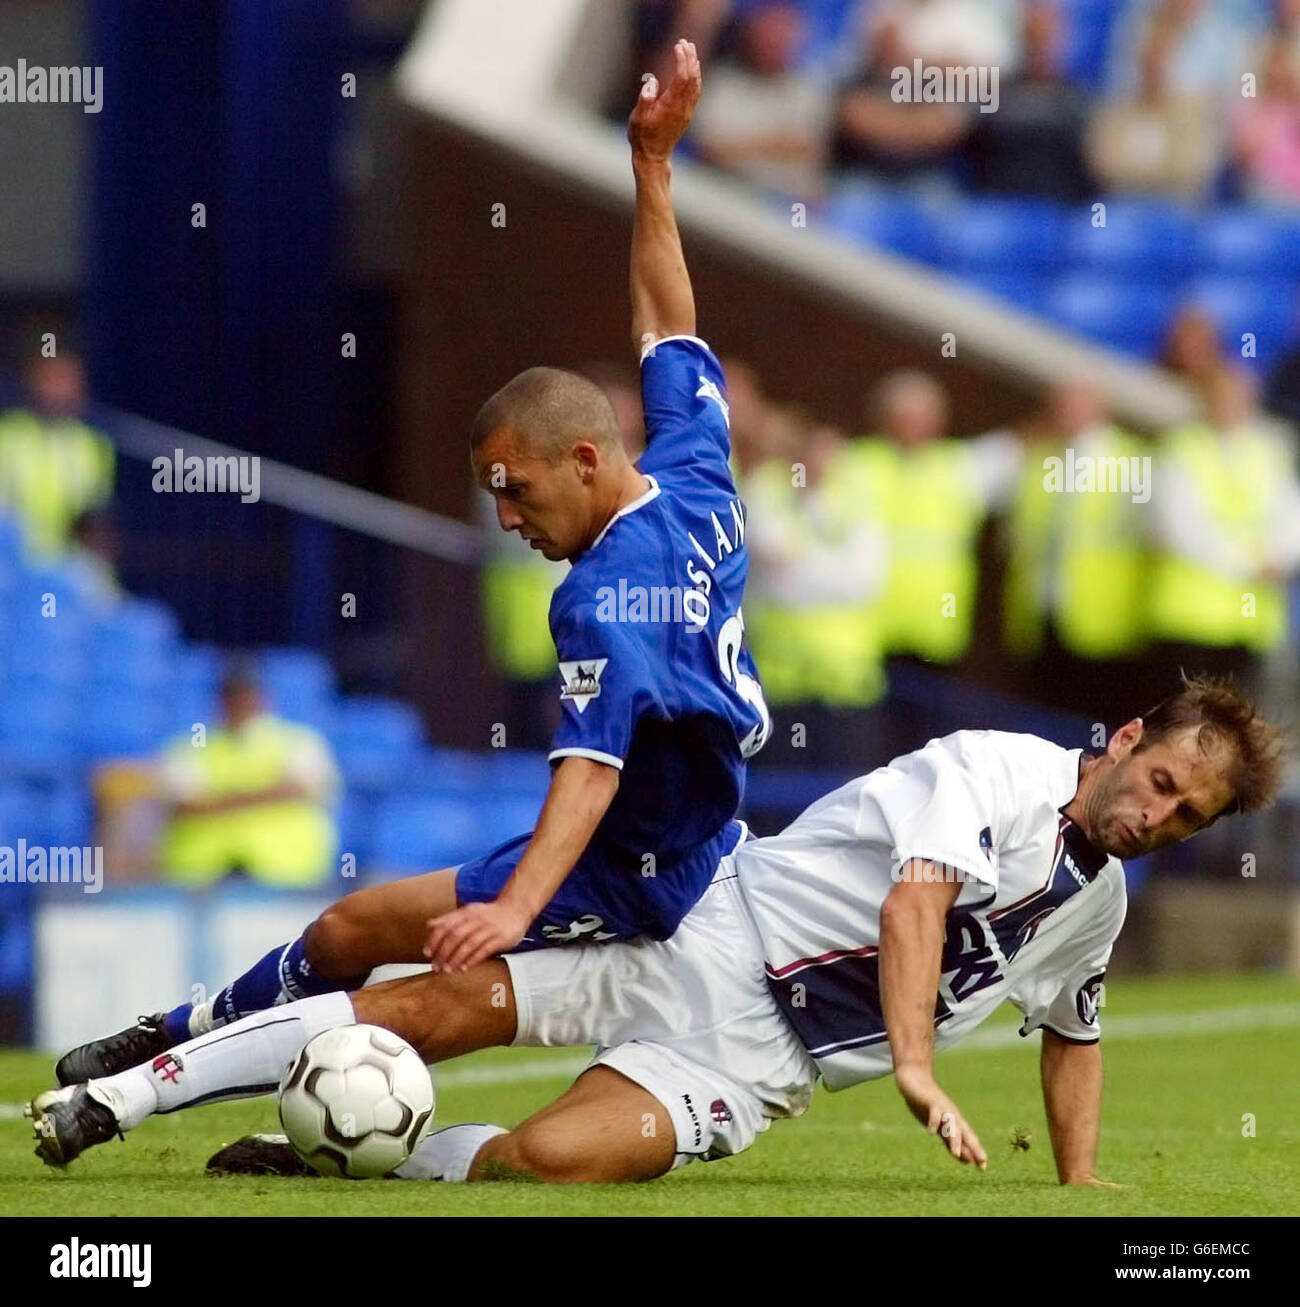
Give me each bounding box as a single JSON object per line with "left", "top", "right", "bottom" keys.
{"left": 743, "top": 453, "right": 887, "bottom": 707}
{"left": 0, "top": 409, "right": 115, "bottom": 559}
{"left": 1149, "top": 425, "right": 1288, "bottom": 652}
{"left": 159, "top": 716, "right": 338, "bottom": 888}
{"left": 845, "top": 437, "right": 985, "bottom": 663}
{"left": 1003, "top": 429, "right": 1150, "bottom": 660}
{"left": 480, "top": 553, "right": 565, "bottom": 682}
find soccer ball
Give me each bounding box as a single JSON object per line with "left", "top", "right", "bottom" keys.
{"left": 278, "top": 1024, "right": 435, "bottom": 1178}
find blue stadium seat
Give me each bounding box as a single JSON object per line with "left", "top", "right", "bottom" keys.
{"left": 72, "top": 688, "right": 168, "bottom": 760}
{"left": 1066, "top": 199, "right": 1200, "bottom": 280}
{"left": 0, "top": 514, "right": 22, "bottom": 567}
{"left": 821, "top": 186, "right": 939, "bottom": 262}
{"left": 483, "top": 750, "right": 551, "bottom": 797}
{"left": 25, "top": 781, "right": 93, "bottom": 848}
{"left": 328, "top": 696, "right": 426, "bottom": 792}
{"left": 1183, "top": 278, "right": 1297, "bottom": 369}
{"left": 1199, "top": 209, "right": 1300, "bottom": 276}
{"left": 960, "top": 270, "right": 1051, "bottom": 313}
{"left": 477, "top": 795, "right": 540, "bottom": 848}
{"left": 1057, "top": 0, "right": 1124, "bottom": 90}
{"left": 256, "top": 646, "right": 337, "bottom": 724}
{"left": 337, "top": 793, "right": 376, "bottom": 867}
{"left": 1045, "top": 275, "right": 1176, "bottom": 357}
{"left": 86, "top": 598, "right": 179, "bottom": 668}
{"left": 933, "top": 199, "right": 1067, "bottom": 272}
{"left": 0, "top": 783, "right": 35, "bottom": 842}
{"left": 403, "top": 747, "right": 496, "bottom": 798}
{"left": 371, "top": 794, "right": 483, "bottom": 871}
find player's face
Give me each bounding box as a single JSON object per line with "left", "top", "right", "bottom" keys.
{"left": 1089, "top": 724, "right": 1236, "bottom": 858}
{"left": 473, "top": 430, "right": 592, "bottom": 561}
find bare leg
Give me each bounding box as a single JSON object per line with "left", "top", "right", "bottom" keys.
{"left": 351, "top": 960, "right": 516, "bottom": 1058}
{"left": 470, "top": 1066, "right": 676, "bottom": 1183}
{"left": 305, "top": 866, "right": 461, "bottom": 977}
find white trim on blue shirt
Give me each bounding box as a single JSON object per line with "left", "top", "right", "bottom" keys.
{"left": 639, "top": 334, "right": 712, "bottom": 364}
{"left": 588, "top": 474, "right": 660, "bottom": 551}
{"left": 548, "top": 746, "right": 625, "bottom": 770}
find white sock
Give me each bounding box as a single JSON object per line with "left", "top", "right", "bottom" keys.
{"left": 394, "top": 1123, "right": 507, "bottom": 1182}
{"left": 91, "top": 992, "right": 356, "bottom": 1131}
{"left": 188, "top": 1001, "right": 215, "bottom": 1038}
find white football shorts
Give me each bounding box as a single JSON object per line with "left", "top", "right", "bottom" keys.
{"left": 504, "top": 856, "right": 818, "bottom": 1168}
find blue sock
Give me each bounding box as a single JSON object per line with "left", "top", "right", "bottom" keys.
{"left": 164, "top": 936, "right": 362, "bottom": 1038}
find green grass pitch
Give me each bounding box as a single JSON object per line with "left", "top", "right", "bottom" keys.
{"left": 2, "top": 971, "right": 1296, "bottom": 1217}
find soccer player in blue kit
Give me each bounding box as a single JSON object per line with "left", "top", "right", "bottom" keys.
{"left": 52, "top": 37, "right": 771, "bottom": 1086}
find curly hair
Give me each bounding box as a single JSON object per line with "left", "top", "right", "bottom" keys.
{"left": 1136, "top": 673, "right": 1289, "bottom": 816}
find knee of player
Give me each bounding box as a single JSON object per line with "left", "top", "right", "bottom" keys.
{"left": 303, "top": 904, "right": 367, "bottom": 977}
{"left": 487, "top": 1126, "right": 594, "bottom": 1184}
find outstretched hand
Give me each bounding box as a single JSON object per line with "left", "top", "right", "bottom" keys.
{"left": 424, "top": 899, "right": 531, "bottom": 973}
{"left": 628, "top": 38, "right": 702, "bottom": 162}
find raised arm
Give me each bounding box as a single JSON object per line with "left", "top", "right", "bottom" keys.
{"left": 627, "top": 39, "right": 701, "bottom": 359}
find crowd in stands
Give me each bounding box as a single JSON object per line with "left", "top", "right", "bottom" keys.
{"left": 0, "top": 354, "right": 347, "bottom": 888}
{"left": 485, "top": 325, "right": 1300, "bottom": 771}
{"left": 629, "top": 0, "right": 1300, "bottom": 205}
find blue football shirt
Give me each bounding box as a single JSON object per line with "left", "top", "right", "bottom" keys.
{"left": 545, "top": 334, "right": 770, "bottom": 929}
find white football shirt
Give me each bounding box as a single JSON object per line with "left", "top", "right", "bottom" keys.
{"left": 735, "top": 730, "right": 1127, "bottom": 1091}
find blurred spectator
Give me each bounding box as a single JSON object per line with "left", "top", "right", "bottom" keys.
{"left": 63, "top": 509, "right": 124, "bottom": 610}
{"left": 1106, "top": 0, "right": 1261, "bottom": 101}
{"left": 156, "top": 666, "right": 340, "bottom": 887}
{"left": 1000, "top": 379, "right": 1151, "bottom": 717}
{"left": 1087, "top": 17, "right": 1223, "bottom": 201}
{"left": 830, "top": 15, "right": 975, "bottom": 187}
{"left": 0, "top": 351, "right": 114, "bottom": 561}
{"left": 477, "top": 488, "right": 566, "bottom": 752}
{"left": 965, "top": 1, "right": 1095, "bottom": 201}
{"left": 844, "top": 370, "right": 1016, "bottom": 666}
{"left": 870, "top": 0, "right": 1024, "bottom": 70}
{"left": 690, "top": 2, "right": 835, "bottom": 196}
{"left": 1229, "top": 35, "right": 1300, "bottom": 203}
{"left": 626, "top": 0, "right": 735, "bottom": 114}
{"left": 1160, "top": 304, "right": 1229, "bottom": 401}
{"left": 1147, "top": 365, "right": 1300, "bottom": 696}
{"left": 1273, "top": 0, "right": 1300, "bottom": 72}
{"left": 580, "top": 360, "right": 647, "bottom": 459}
{"left": 721, "top": 355, "right": 794, "bottom": 473}
{"left": 743, "top": 409, "right": 895, "bottom": 769}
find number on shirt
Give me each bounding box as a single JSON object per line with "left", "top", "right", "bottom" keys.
{"left": 717, "top": 609, "right": 771, "bottom": 758}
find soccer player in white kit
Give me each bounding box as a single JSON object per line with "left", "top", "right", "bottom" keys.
{"left": 33, "top": 675, "right": 1284, "bottom": 1187}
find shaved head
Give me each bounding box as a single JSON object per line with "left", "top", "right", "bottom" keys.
{"left": 471, "top": 367, "right": 623, "bottom": 464}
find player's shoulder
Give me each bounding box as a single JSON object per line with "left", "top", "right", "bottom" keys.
{"left": 925, "top": 728, "right": 1079, "bottom": 782}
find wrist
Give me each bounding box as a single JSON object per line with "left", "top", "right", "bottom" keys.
{"left": 497, "top": 884, "right": 542, "bottom": 922}
{"left": 632, "top": 150, "right": 673, "bottom": 175}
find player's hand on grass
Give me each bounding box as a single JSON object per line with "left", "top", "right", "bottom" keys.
{"left": 628, "top": 38, "right": 702, "bottom": 161}
{"left": 423, "top": 900, "right": 530, "bottom": 973}
{"left": 894, "top": 1064, "right": 988, "bottom": 1170}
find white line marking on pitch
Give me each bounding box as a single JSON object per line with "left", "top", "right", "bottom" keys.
{"left": 1, "top": 1001, "right": 1296, "bottom": 1118}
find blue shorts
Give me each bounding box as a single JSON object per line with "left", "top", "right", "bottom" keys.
{"left": 455, "top": 819, "right": 749, "bottom": 950}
